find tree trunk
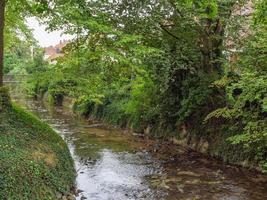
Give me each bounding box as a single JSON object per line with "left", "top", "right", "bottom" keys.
{"left": 0, "top": 0, "right": 5, "bottom": 86}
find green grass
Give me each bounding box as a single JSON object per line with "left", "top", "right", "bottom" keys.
{"left": 0, "top": 103, "right": 75, "bottom": 200}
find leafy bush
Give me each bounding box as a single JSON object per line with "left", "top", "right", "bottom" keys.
{"left": 206, "top": 22, "right": 267, "bottom": 170}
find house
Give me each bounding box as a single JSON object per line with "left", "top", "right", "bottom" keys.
{"left": 44, "top": 40, "right": 69, "bottom": 64}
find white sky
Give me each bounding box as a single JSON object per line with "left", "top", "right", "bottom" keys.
{"left": 26, "top": 17, "right": 73, "bottom": 47}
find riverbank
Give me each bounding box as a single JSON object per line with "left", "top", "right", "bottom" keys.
{"left": 144, "top": 139, "right": 267, "bottom": 200}
{"left": 14, "top": 97, "right": 267, "bottom": 200}
{"left": 0, "top": 88, "right": 75, "bottom": 200}
{"left": 56, "top": 95, "right": 265, "bottom": 172}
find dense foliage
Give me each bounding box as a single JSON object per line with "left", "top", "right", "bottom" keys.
{"left": 206, "top": 0, "right": 267, "bottom": 170}
{"left": 3, "top": 1, "right": 45, "bottom": 75}
{"left": 4, "top": 0, "right": 267, "bottom": 170}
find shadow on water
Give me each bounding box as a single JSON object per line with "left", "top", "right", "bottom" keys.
{"left": 12, "top": 95, "right": 267, "bottom": 200}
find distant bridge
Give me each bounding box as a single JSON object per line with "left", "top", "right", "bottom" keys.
{"left": 3, "top": 75, "right": 29, "bottom": 83}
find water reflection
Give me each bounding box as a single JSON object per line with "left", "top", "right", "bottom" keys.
{"left": 13, "top": 97, "right": 267, "bottom": 200}
{"left": 15, "top": 100, "right": 164, "bottom": 200}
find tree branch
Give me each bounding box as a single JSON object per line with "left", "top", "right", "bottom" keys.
{"left": 159, "top": 23, "right": 179, "bottom": 40}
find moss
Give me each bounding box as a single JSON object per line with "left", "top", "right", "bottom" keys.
{"left": 0, "top": 103, "right": 75, "bottom": 200}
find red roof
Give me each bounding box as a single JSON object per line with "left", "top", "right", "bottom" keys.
{"left": 44, "top": 40, "right": 69, "bottom": 60}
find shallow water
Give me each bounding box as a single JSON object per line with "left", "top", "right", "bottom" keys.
{"left": 14, "top": 98, "right": 267, "bottom": 200}
{"left": 15, "top": 99, "right": 164, "bottom": 199}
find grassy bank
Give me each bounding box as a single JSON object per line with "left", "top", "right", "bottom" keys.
{"left": 0, "top": 88, "right": 75, "bottom": 200}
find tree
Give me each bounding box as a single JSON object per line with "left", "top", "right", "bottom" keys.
{"left": 0, "top": 0, "right": 5, "bottom": 86}
{"left": 22, "top": 0, "right": 266, "bottom": 170}
{"left": 0, "top": 0, "right": 51, "bottom": 86}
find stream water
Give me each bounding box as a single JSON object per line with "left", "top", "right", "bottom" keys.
{"left": 13, "top": 97, "right": 267, "bottom": 200}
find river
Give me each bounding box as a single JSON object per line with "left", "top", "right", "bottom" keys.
{"left": 13, "top": 97, "right": 267, "bottom": 200}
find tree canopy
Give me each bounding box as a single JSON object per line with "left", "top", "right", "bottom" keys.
{"left": 1, "top": 0, "right": 267, "bottom": 171}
